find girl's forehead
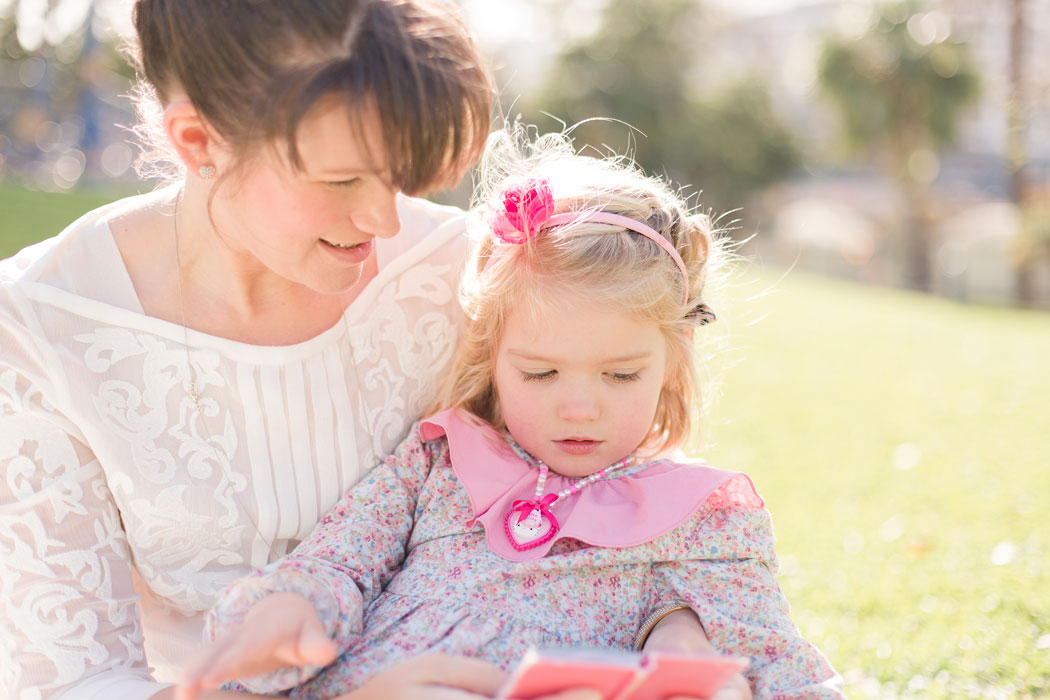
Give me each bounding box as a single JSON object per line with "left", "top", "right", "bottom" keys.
{"left": 510, "top": 285, "right": 652, "bottom": 329}
{"left": 500, "top": 298, "right": 664, "bottom": 358}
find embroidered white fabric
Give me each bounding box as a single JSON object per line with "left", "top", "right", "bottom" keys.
{"left": 0, "top": 190, "right": 472, "bottom": 699}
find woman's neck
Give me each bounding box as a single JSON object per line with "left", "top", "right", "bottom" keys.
{"left": 113, "top": 183, "right": 371, "bottom": 346}
{"left": 176, "top": 184, "right": 317, "bottom": 318}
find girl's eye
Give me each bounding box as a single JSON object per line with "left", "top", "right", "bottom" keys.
{"left": 521, "top": 370, "right": 556, "bottom": 382}
{"left": 609, "top": 372, "right": 640, "bottom": 383}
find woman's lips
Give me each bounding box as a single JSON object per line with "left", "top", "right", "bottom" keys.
{"left": 554, "top": 439, "right": 601, "bottom": 455}
{"left": 320, "top": 237, "right": 372, "bottom": 264}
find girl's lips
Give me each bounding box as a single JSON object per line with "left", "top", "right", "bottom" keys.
{"left": 554, "top": 439, "right": 601, "bottom": 456}
{"left": 320, "top": 237, "right": 372, "bottom": 264}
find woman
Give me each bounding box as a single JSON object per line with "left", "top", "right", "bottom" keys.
{"left": 0, "top": 2, "right": 706, "bottom": 699}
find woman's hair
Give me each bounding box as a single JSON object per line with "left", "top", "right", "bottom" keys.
{"left": 127, "top": 0, "right": 492, "bottom": 192}
{"left": 430, "top": 129, "right": 727, "bottom": 455}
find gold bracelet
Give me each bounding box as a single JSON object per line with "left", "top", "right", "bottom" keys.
{"left": 633, "top": 601, "right": 693, "bottom": 651}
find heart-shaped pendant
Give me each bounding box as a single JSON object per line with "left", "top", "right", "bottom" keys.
{"left": 505, "top": 501, "right": 559, "bottom": 551}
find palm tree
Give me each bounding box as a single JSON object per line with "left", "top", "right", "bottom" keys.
{"left": 817, "top": 1, "right": 980, "bottom": 292}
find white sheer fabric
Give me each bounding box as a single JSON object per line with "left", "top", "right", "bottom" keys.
{"left": 0, "top": 190, "right": 472, "bottom": 699}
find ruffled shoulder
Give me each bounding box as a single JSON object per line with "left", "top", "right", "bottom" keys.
{"left": 419, "top": 409, "right": 758, "bottom": 562}
{"left": 669, "top": 476, "right": 777, "bottom": 565}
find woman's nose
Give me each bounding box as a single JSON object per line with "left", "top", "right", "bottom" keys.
{"left": 350, "top": 182, "right": 401, "bottom": 239}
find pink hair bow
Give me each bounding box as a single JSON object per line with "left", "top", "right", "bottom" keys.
{"left": 490, "top": 178, "right": 555, "bottom": 244}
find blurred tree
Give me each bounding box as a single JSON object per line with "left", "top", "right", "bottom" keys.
{"left": 0, "top": 1, "right": 133, "bottom": 186}
{"left": 530, "top": 0, "right": 800, "bottom": 221}
{"left": 1006, "top": 0, "right": 1048, "bottom": 306}
{"left": 817, "top": 0, "right": 980, "bottom": 292}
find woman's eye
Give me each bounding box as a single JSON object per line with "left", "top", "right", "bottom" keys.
{"left": 609, "top": 372, "right": 640, "bottom": 383}
{"left": 327, "top": 178, "right": 361, "bottom": 188}
{"left": 521, "top": 370, "right": 556, "bottom": 382}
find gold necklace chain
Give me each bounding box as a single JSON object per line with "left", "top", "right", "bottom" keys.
{"left": 169, "top": 189, "right": 383, "bottom": 559}
{"left": 173, "top": 190, "right": 203, "bottom": 409}
{"left": 171, "top": 188, "right": 275, "bottom": 555}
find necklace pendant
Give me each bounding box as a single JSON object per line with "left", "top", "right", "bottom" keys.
{"left": 188, "top": 383, "right": 202, "bottom": 408}
{"left": 505, "top": 498, "right": 559, "bottom": 551}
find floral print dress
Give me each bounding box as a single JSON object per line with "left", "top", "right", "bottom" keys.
{"left": 207, "top": 410, "right": 843, "bottom": 699}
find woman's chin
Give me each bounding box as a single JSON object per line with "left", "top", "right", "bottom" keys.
{"left": 304, "top": 265, "right": 368, "bottom": 297}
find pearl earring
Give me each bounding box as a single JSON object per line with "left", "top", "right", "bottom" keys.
{"left": 198, "top": 165, "right": 216, "bottom": 180}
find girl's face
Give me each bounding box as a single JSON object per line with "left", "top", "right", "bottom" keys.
{"left": 493, "top": 299, "right": 669, "bottom": 478}
{"left": 209, "top": 99, "right": 401, "bottom": 295}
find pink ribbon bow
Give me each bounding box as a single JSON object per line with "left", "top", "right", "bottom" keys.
{"left": 509, "top": 493, "right": 560, "bottom": 529}
{"left": 490, "top": 178, "right": 555, "bottom": 244}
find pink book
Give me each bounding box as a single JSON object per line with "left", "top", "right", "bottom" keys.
{"left": 499, "top": 648, "right": 748, "bottom": 700}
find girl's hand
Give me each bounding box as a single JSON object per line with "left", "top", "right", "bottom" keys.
{"left": 176, "top": 592, "right": 338, "bottom": 700}
{"left": 332, "top": 654, "right": 602, "bottom": 700}
{"left": 644, "top": 608, "right": 753, "bottom": 700}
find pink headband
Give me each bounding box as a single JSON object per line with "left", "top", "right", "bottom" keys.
{"left": 486, "top": 178, "right": 690, "bottom": 304}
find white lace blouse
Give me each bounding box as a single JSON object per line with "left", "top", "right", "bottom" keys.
{"left": 0, "top": 190, "right": 473, "bottom": 699}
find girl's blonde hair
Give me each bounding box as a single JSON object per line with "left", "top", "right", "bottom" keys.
{"left": 430, "top": 129, "right": 726, "bottom": 456}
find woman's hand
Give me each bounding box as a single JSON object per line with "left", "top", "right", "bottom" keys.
{"left": 176, "top": 592, "right": 338, "bottom": 700}
{"left": 644, "top": 608, "right": 753, "bottom": 700}
{"left": 332, "top": 654, "right": 601, "bottom": 700}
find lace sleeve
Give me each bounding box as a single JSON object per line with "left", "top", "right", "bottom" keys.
{"left": 1, "top": 365, "right": 163, "bottom": 699}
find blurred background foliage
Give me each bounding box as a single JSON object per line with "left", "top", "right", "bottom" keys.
{"left": 534, "top": 0, "right": 802, "bottom": 217}
{"left": 0, "top": 1, "right": 1048, "bottom": 698}
{"left": 818, "top": 0, "right": 981, "bottom": 290}
{"left": 2, "top": 0, "right": 1050, "bottom": 307}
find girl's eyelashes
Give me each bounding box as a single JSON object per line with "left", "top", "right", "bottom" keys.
{"left": 520, "top": 370, "right": 556, "bottom": 382}
{"left": 517, "top": 370, "right": 641, "bottom": 383}
{"left": 608, "top": 371, "right": 641, "bottom": 383}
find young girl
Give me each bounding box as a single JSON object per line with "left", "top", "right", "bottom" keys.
{"left": 178, "top": 131, "right": 843, "bottom": 700}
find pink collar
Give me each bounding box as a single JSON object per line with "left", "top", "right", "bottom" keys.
{"left": 419, "top": 409, "right": 758, "bottom": 562}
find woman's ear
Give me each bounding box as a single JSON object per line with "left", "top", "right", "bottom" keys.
{"left": 164, "top": 100, "right": 222, "bottom": 180}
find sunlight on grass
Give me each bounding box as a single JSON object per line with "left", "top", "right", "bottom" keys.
{"left": 697, "top": 267, "right": 1050, "bottom": 699}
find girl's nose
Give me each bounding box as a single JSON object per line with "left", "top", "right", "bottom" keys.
{"left": 350, "top": 181, "right": 401, "bottom": 239}
{"left": 557, "top": 392, "right": 600, "bottom": 423}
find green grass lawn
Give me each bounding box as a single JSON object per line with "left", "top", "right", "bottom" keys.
{"left": 0, "top": 184, "right": 139, "bottom": 259}
{"left": 3, "top": 185, "right": 1048, "bottom": 698}
{"left": 697, "top": 269, "right": 1050, "bottom": 698}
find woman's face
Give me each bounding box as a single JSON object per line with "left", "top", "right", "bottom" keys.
{"left": 209, "top": 99, "right": 401, "bottom": 295}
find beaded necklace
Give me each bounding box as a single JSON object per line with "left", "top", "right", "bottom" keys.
{"left": 503, "top": 439, "right": 636, "bottom": 552}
